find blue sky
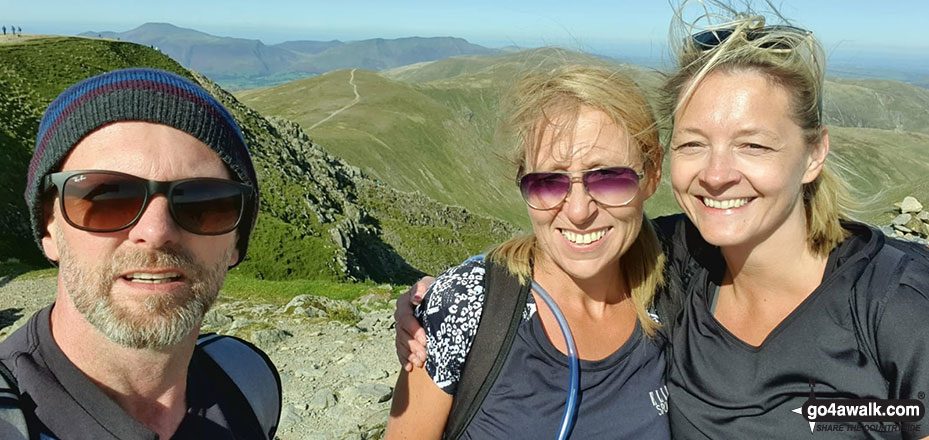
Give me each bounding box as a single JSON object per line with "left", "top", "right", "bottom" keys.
{"left": 5, "top": 0, "right": 928, "bottom": 75}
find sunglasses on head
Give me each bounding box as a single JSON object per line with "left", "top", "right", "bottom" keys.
{"left": 692, "top": 25, "right": 811, "bottom": 52}
{"left": 518, "top": 167, "right": 644, "bottom": 210}
{"left": 44, "top": 170, "right": 253, "bottom": 235}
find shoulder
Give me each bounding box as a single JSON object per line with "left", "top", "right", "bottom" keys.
{"left": 415, "top": 259, "right": 491, "bottom": 395}
{"left": 0, "top": 307, "right": 47, "bottom": 367}
{"left": 845, "top": 223, "right": 929, "bottom": 298}
{"left": 418, "top": 259, "right": 488, "bottom": 323}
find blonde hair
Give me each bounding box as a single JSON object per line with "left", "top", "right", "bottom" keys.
{"left": 664, "top": 1, "right": 851, "bottom": 256}
{"left": 488, "top": 65, "right": 666, "bottom": 336}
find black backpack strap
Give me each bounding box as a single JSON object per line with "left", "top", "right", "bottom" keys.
{"left": 443, "top": 260, "right": 530, "bottom": 440}
{"left": 197, "top": 334, "right": 282, "bottom": 440}
{"left": 0, "top": 361, "right": 30, "bottom": 440}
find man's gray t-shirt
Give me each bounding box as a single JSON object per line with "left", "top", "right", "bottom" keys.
{"left": 416, "top": 260, "right": 671, "bottom": 439}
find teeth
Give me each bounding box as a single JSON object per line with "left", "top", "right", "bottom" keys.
{"left": 702, "top": 197, "right": 750, "bottom": 210}
{"left": 560, "top": 228, "right": 608, "bottom": 244}
{"left": 125, "top": 272, "right": 182, "bottom": 284}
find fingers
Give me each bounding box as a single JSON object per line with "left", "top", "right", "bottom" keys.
{"left": 409, "top": 276, "right": 436, "bottom": 304}
{"left": 394, "top": 275, "right": 436, "bottom": 369}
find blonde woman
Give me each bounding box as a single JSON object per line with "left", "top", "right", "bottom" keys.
{"left": 660, "top": 4, "right": 929, "bottom": 438}
{"left": 386, "top": 65, "right": 670, "bottom": 439}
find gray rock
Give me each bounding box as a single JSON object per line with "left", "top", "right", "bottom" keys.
{"left": 905, "top": 218, "right": 925, "bottom": 234}
{"left": 356, "top": 314, "right": 391, "bottom": 332}
{"left": 901, "top": 196, "right": 924, "bottom": 213}
{"left": 295, "top": 367, "right": 326, "bottom": 378}
{"left": 308, "top": 388, "right": 338, "bottom": 410}
{"left": 918, "top": 211, "right": 929, "bottom": 221}
{"left": 343, "top": 362, "right": 368, "bottom": 377}
{"left": 280, "top": 403, "right": 304, "bottom": 425}
{"left": 252, "top": 328, "right": 293, "bottom": 346}
{"left": 894, "top": 224, "right": 912, "bottom": 233}
{"left": 893, "top": 213, "right": 912, "bottom": 226}
{"left": 282, "top": 294, "right": 360, "bottom": 322}
{"left": 202, "top": 309, "right": 233, "bottom": 328}
{"left": 879, "top": 226, "right": 896, "bottom": 237}
{"left": 352, "top": 382, "right": 393, "bottom": 403}
{"left": 229, "top": 319, "right": 253, "bottom": 331}
{"left": 367, "top": 369, "right": 389, "bottom": 380}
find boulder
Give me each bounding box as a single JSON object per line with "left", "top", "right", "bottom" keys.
{"left": 307, "top": 388, "right": 338, "bottom": 410}
{"left": 893, "top": 213, "right": 912, "bottom": 226}
{"left": 905, "top": 218, "right": 925, "bottom": 234}
{"left": 252, "top": 328, "right": 293, "bottom": 346}
{"left": 901, "top": 196, "right": 924, "bottom": 214}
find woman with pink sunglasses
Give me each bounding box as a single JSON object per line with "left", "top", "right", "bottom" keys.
{"left": 386, "top": 64, "right": 671, "bottom": 439}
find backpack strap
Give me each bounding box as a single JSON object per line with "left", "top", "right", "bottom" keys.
{"left": 197, "top": 334, "right": 282, "bottom": 440}
{"left": 0, "top": 361, "right": 29, "bottom": 440}
{"left": 443, "top": 260, "right": 531, "bottom": 440}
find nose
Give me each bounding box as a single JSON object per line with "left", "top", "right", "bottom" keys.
{"left": 699, "top": 148, "right": 741, "bottom": 190}
{"left": 127, "top": 195, "right": 183, "bottom": 249}
{"left": 562, "top": 177, "right": 597, "bottom": 225}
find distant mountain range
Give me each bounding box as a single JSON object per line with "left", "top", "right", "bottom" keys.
{"left": 79, "top": 23, "right": 503, "bottom": 89}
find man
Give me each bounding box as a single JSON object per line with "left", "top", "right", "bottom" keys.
{"left": 0, "top": 68, "right": 279, "bottom": 439}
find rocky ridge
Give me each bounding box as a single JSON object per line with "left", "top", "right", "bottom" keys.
{"left": 881, "top": 196, "right": 929, "bottom": 245}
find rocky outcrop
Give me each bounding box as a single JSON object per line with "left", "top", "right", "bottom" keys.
{"left": 881, "top": 196, "right": 929, "bottom": 245}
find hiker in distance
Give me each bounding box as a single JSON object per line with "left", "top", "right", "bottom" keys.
{"left": 0, "top": 68, "right": 281, "bottom": 440}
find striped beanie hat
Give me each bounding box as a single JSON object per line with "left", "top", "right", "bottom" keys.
{"left": 25, "top": 67, "right": 259, "bottom": 266}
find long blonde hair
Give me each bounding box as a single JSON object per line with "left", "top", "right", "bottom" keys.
{"left": 488, "top": 65, "right": 666, "bottom": 336}
{"left": 664, "top": 1, "right": 852, "bottom": 256}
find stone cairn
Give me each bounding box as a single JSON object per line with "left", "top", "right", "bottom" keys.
{"left": 881, "top": 196, "right": 929, "bottom": 246}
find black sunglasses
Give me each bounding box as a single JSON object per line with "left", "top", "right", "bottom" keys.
{"left": 692, "top": 25, "right": 811, "bottom": 51}
{"left": 518, "top": 167, "right": 644, "bottom": 210}
{"left": 44, "top": 170, "right": 253, "bottom": 235}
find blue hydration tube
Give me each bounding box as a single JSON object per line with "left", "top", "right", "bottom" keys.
{"left": 531, "top": 280, "right": 580, "bottom": 440}
{"left": 465, "top": 255, "right": 580, "bottom": 439}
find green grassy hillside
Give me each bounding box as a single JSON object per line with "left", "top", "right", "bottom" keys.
{"left": 238, "top": 68, "right": 528, "bottom": 227}
{"left": 825, "top": 79, "right": 929, "bottom": 134}
{"left": 0, "top": 36, "right": 188, "bottom": 265}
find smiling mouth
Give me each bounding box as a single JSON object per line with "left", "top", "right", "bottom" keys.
{"left": 701, "top": 197, "right": 752, "bottom": 210}
{"left": 123, "top": 272, "right": 183, "bottom": 284}
{"left": 559, "top": 227, "right": 611, "bottom": 245}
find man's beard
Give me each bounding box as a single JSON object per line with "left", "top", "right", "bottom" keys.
{"left": 55, "top": 229, "right": 230, "bottom": 350}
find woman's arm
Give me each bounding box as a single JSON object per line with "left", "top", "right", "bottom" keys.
{"left": 386, "top": 365, "right": 453, "bottom": 439}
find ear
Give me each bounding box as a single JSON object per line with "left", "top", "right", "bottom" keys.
{"left": 42, "top": 203, "right": 61, "bottom": 262}
{"left": 641, "top": 162, "right": 662, "bottom": 200}
{"left": 802, "top": 128, "right": 829, "bottom": 184}
{"left": 228, "top": 247, "right": 240, "bottom": 267}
